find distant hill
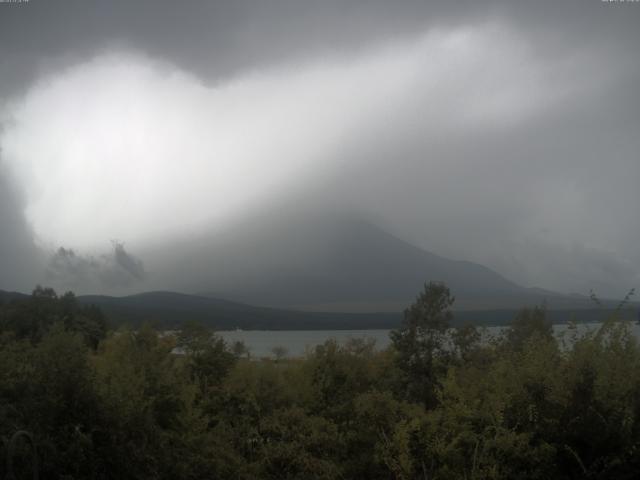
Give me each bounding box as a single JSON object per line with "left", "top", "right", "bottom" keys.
{"left": 1, "top": 289, "right": 635, "bottom": 330}
{"left": 76, "top": 291, "right": 401, "bottom": 330}
{"left": 75, "top": 291, "right": 639, "bottom": 330}
{"left": 0, "top": 290, "right": 28, "bottom": 303}
{"left": 147, "top": 214, "right": 614, "bottom": 312}
{"left": 2, "top": 215, "right": 635, "bottom": 330}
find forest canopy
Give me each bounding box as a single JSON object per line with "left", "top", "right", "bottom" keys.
{"left": 1, "top": 283, "right": 640, "bottom": 479}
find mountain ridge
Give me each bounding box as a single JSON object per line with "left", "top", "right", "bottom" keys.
{"left": 148, "top": 215, "right": 608, "bottom": 312}
{"left": 2, "top": 288, "right": 635, "bottom": 330}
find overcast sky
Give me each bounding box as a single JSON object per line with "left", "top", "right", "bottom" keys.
{"left": 0, "top": 0, "right": 639, "bottom": 297}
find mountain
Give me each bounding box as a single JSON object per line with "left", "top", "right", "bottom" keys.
{"left": 70, "top": 292, "right": 640, "bottom": 329}
{"left": 2, "top": 212, "right": 627, "bottom": 321}
{"left": 77, "top": 291, "right": 400, "bottom": 330}
{"left": 0, "top": 290, "right": 29, "bottom": 303}
{"left": 147, "top": 213, "right": 605, "bottom": 312}
{"left": 1, "top": 289, "right": 634, "bottom": 330}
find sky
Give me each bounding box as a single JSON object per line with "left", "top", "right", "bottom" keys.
{"left": 0, "top": 0, "right": 639, "bottom": 298}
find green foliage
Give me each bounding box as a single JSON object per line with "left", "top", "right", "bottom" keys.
{"left": 255, "top": 407, "right": 342, "bottom": 479}
{"left": 3, "top": 284, "right": 640, "bottom": 479}
{"left": 177, "top": 320, "right": 237, "bottom": 393}
{"left": 0, "top": 286, "right": 107, "bottom": 348}
{"left": 502, "top": 305, "right": 553, "bottom": 352}
{"left": 390, "top": 281, "right": 454, "bottom": 407}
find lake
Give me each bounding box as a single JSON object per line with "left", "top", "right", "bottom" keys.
{"left": 217, "top": 322, "right": 640, "bottom": 358}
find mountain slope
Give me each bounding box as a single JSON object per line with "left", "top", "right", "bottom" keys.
{"left": 77, "top": 291, "right": 401, "bottom": 329}
{"left": 0, "top": 290, "right": 29, "bottom": 303}
{"left": 76, "top": 291, "right": 637, "bottom": 329}
{"left": 148, "top": 214, "right": 600, "bottom": 312}
{"left": 2, "top": 289, "right": 634, "bottom": 330}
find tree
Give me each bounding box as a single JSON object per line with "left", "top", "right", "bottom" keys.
{"left": 272, "top": 345, "right": 289, "bottom": 362}
{"left": 177, "top": 321, "right": 236, "bottom": 392}
{"left": 390, "top": 281, "right": 454, "bottom": 407}
{"left": 503, "top": 305, "right": 552, "bottom": 352}
{"left": 231, "top": 340, "right": 250, "bottom": 359}
{"left": 451, "top": 323, "right": 482, "bottom": 363}
{"left": 0, "top": 287, "right": 106, "bottom": 348}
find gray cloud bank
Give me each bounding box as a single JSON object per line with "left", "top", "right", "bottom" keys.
{"left": 0, "top": 159, "right": 42, "bottom": 291}
{"left": 0, "top": 1, "right": 639, "bottom": 297}
{"left": 46, "top": 242, "right": 145, "bottom": 293}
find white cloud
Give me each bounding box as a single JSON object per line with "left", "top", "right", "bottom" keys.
{"left": 1, "top": 23, "right": 564, "bottom": 250}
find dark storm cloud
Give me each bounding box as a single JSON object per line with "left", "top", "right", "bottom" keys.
{"left": 1, "top": 0, "right": 637, "bottom": 95}
{"left": 1, "top": 0, "right": 437, "bottom": 96}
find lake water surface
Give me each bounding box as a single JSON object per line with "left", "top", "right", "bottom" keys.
{"left": 218, "top": 322, "right": 640, "bottom": 358}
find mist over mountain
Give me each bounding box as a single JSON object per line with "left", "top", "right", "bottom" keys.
{"left": 1, "top": 0, "right": 638, "bottom": 301}
{"left": 139, "top": 211, "right": 599, "bottom": 312}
